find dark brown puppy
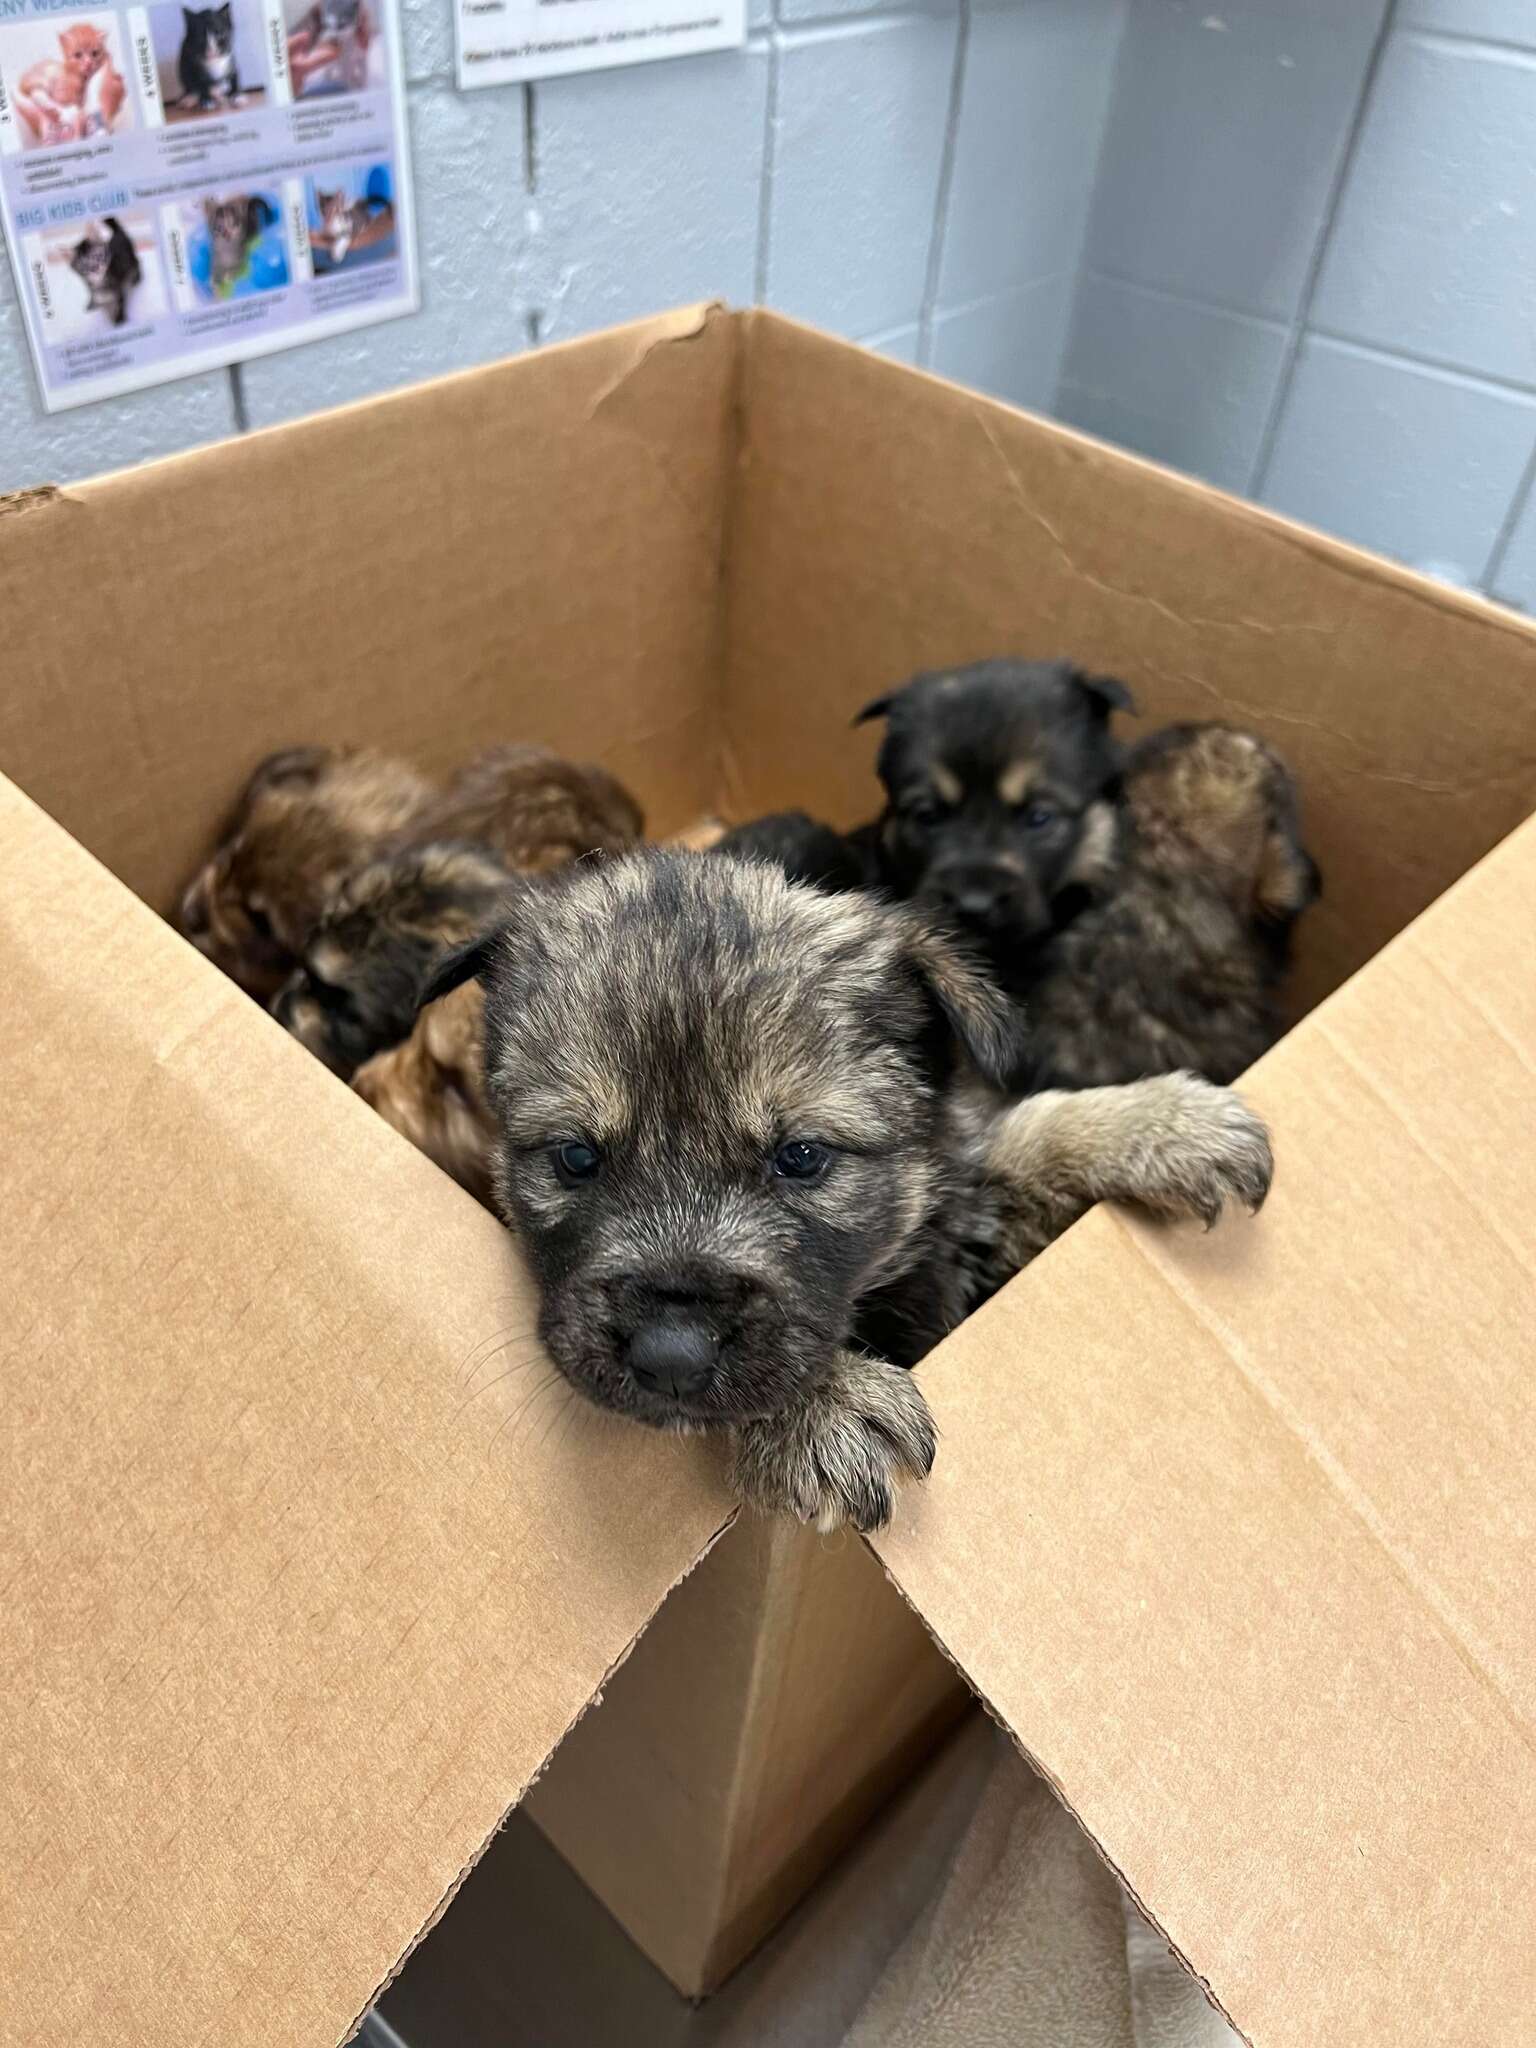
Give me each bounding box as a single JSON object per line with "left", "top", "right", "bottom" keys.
{"left": 177, "top": 746, "right": 438, "bottom": 1000}
{"left": 353, "top": 980, "right": 496, "bottom": 1205}
{"left": 856, "top": 658, "right": 1133, "bottom": 989}
{"left": 273, "top": 839, "right": 512, "bottom": 1078}
{"left": 424, "top": 850, "right": 1272, "bottom": 1530}
{"left": 412, "top": 743, "right": 644, "bottom": 871}
{"left": 1020, "top": 722, "right": 1321, "bottom": 1090}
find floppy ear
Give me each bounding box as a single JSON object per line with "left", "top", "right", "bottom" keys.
{"left": 249, "top": 745, "right": 329, "bottom": 793}
{"left": 903, "top": 921, "right": 1029, "bottom": 1092}
{"left": 419, "top": 927, "right": 503, "bottom": 1011}
{"left": 852, "top": 692, "right": 896, "bottom": 727}
{"left": 1073, "top": 670, "right": 1137, "bottom": 719}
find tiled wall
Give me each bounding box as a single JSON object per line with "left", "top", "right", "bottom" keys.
{"left": 1059, "top": 0, "right": 1536, "bottom": 608}
{"left": 0, "top": 0, "right": 1126, "bottom": 492}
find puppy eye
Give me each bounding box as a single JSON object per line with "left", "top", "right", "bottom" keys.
{"left": 552, "top": 1139, "right": 603, "bottom": 1185}
{"left": 247, "top": 904, "right": 274, "bottom": 940}
{"left": 902, "top": 800, "right": 946, "bottom": 830}
{"left": 1019, "top": 801, "right": 1059, "bottom": 830}
{"left": 773, "top": 1139, "right": 831, "bottom": 1182}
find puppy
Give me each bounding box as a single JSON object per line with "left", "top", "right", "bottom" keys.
{"left": 856, "top": 659, "right": 1133, "bottom": 988}
{"left": 353, "top": 980, "right": 495, "bottom": 1205}
{"left": 1020, "top": 723, "right": 1321, "bottom": 1089}
{"left": 423, "top": 851, "right": 1272, "bottom": 1531}
{"left": 411, "top": 743, "right": 644, "bottom": 871}
{"left": 178, "top": 746, "right": 437, "bottom": 1000}
{"left": 272, "top": 839, "right": 511, "bottom": 1078}
{"left": 712, "top": 810, "right": 876, "bottom": 895}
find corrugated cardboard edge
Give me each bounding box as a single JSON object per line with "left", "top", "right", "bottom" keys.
{"left": 857, "top": 1550, "right": 1251, "bottom": 2047}
{"left": 341, "top": 1511, "right": 739, "bottom": 2044}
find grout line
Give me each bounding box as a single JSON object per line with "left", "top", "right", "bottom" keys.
{"left": 1083, "top": 264, "right": 1290, "bottom": 333}
{"left": 1305, "top": 322, "right": 1536, "bottom": 402}
{"left": 915, "top": 0, "right": 970, "bottom": 368}
{"left": 522, "top": 81, "right": 538, "bottom": 195}
{"left": 1246, "top": 0, "right": 1401, "bottom": 502}
{"left": 1480, "top": 438, "right": 1536, "bottom": 594}
{"left": 1410, "top": 24, "right": 1536, "bottom": 64}
{"left": 227, "top": 361, "right": 249, "bottom": 432}
{"left": 753, "top": 28, "right": 782, "bottom": 303}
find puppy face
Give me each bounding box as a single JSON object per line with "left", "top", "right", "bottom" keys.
{"left": 858, "top": 660, "right": 1134, "bottom": 959}
{"left": 352, "top": 980, "right": 495, "bottom": 1204}
{"left": 178, "top": 747, "right": 436, "bottom": 1000}
{"left": 427, "top": 852, "right": 1020, "bottom": 1433}
{"left": 272, "top": 839, "right": 509, "bottom": 1077}
{"left": 1120, "top": 722, "right": 1320, "bottom": 928}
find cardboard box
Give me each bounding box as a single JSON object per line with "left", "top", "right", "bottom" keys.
{"left": 3, "top": 303, "right": 1534, "bottom": 2048}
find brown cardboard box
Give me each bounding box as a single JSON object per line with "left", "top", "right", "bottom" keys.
{"left": 3, "top": 303, "right": 1534, "bottom": 2048}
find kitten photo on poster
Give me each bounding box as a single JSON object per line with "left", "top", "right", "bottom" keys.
{"left": 306, "top": 159, "right": 396, "bottom": 274}
{"left": 147, "top": 0, "right": 266, "bottom": 121}
{"left": 177, "top": 189, "right": 288, "bottom": 301}
{"left": 0, "top": 16, "right": 132, "bottom": 149}
{"left": 284, "top": 0, "right": 383, "bottom": 99}
{"left": 31, "top": 211, "right": 169, "bottom": 338}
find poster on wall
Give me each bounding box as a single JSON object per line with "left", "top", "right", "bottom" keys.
{"left": 455, "top": 0, "right": 743, "bottom": 89}
{"left": 0, "top": 0, "right": 417, "bottom": 411}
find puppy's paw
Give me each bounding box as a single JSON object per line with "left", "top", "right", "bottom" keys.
{"left": 1124, "top": 1072, "right": 1273, "bottom": 1228}
{"left": 731, "top": 1353, "right": 937, "bottom": 1534}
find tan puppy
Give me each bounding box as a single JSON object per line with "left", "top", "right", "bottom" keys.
{"left": 177, "top": 746, "right": 437, "bottom": 1000}
{"left": 352, "top": 981, "right": 496, "bottom": 1205}
{"left": 412, "top": 744, "right": 644, "bottom": 870}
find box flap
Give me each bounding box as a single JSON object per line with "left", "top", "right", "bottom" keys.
{"left": 0, "top": 303, "right": 734, "bottom": 914}
{"left": 0, "top": 777, "right": 732, "bottom": 2047}
{"left": 724, "top": 313, "right": 1536, "bottom": 1019}
{"left": 873, "top": 814, "right": 1536, "bottom": 2046}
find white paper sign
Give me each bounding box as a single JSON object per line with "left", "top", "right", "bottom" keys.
{"left": 0, "top": 0, "right": 418, "bottom": 411}
{"left": 456, "top": 0, "right": 744, "bottom": 89}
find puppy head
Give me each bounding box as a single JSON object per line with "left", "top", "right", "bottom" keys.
{"left": 1121, "top": 723, "right": 1321, "bottom": 930}
{"left": 857, "top": 659, "right": 1134, "bottom": 956}
{"left": 177, "top": 746, "right": 436, "bottom": 1000}
{"left": 352, "top": 980, "right": 495, "bottom": 1205}
{"left": 423, "top": 744, "right": 645, "bottom": 873}
{"left": 273, "top": 839, "right": 510, "bottom": 1077}
{"left": 425, "top": 850, "right": 1021, "bottom": 1433}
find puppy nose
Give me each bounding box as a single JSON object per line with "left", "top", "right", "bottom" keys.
{"left": 626, "top": 1318, "right": 719, "bottom": 1400}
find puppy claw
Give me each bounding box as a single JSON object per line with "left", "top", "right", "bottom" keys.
{"left": 1129, "top": 1072, "right": 1274, "bottom": 1227}
{"left": 731, "top": 1353, "right": 937, "bottom": 1534}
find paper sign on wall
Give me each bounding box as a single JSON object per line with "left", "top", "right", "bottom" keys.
{"left": 0, "top": 0, "right": 417, "bottom": 411}
{"left": 455, "top": 0, "right": 744, "bottom": 89}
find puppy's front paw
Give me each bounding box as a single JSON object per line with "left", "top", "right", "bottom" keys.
{"left": 1126, "top": 1072, "right": 1273, "bottom": 1228}
{"left": 731, "top": 1353, "right": 937, "bottom": 1534}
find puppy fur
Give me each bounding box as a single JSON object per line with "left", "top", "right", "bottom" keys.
{"left": 352, "top": 980, "right": 496, "bottom": 1205}
{"left": 272, "top": 838, "right": 512, "bottom": 1078}
{"left": 411, "top": 743, "right": 644, "bottom": 871}
{"left": 1019, "top": 722, "right": 1321, "bottom": 1089}
{"left": 177, "top": 746, "right": 438, "bottom": 1000}
{"left": 425, "top": 850, "right": 1273, "bottom": 1532}
{"left": 712, "top": 811, "right": 877, "bottom": 895}
{"left": 857, "top": 658, "right": 1133, "bottom": 988}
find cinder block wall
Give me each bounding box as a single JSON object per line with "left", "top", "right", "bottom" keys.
{"left": 0, "top": 0, "right": 1126, "bottom": 493}
{"left": 1060, "top": 0, "right": 1536, "bottom": 608}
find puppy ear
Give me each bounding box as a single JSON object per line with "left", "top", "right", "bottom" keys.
{"left": 249, "top": 745, "right": 329, "bottom": 795}
{"left": 853, "top": 692, "right": 896, "bottom": 727}
{"left": 903, "top": 921, "right": 1028, "bottom": 1091}
{"left": 419, "top": 927, "right": 503, "bottom": 1010}
{"left": 1073, "top": 670, "right": 1137, "bottom": 719}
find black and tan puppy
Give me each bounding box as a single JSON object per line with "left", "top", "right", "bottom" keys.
{"left": 424, "top": 850, "right": 1272, "bottom": 1530}
{"left": 857, "top": 658, "right": 1133, "bottom": 986}
{"left": 352, "top": 980, "right": 496, "bottom": 1205}
{"left": 1021, "top": 722, "right": 1321, "bottom": 1090}
{"left": 272, "top": 839, "right": 511, "bottom": 1078}
{"left": 177, "top": 746, "right": 438, "bottom": 1000}
{"left": 711, "top": 810, "right": 876, "bottom": 895}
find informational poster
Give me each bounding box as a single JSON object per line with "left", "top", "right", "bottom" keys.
{"left": 0, "top": 0, "right": 416, "bottom": 410}
{"left": 455, "top": 0, "right": 743, "bottom": 89}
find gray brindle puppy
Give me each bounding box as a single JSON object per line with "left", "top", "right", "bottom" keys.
{"left": 426, "top": 850, "right": 1272, "bottom": 1530}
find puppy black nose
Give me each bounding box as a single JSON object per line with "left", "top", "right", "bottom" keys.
{"left": 949, "top": 884, "right": 998, "bottom": 922}
{"left": 626, "top": 1319, "right": 719, "bottom": 1400}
